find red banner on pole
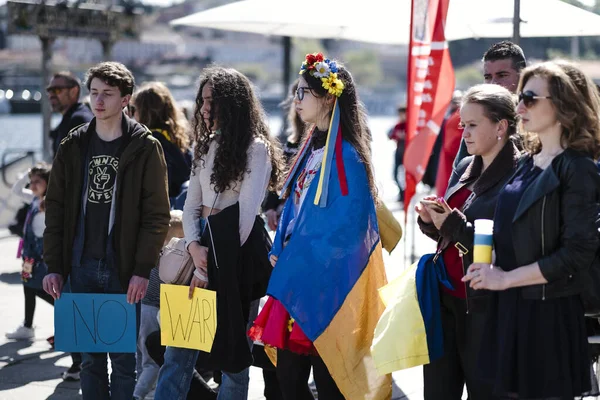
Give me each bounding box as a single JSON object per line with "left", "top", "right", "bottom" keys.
{"left": 404, "top": 0, "right": 454, "bottom": 219}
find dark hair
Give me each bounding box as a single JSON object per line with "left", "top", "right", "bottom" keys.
{"left": 52, "top": 71, "right": 81, "bottom": 98}
{"left": 461, "top": 84, "right": 519, "bottom": 139}
{"left": 132, "top": 82, "right": 190, "bottom": 152}
{"left": 483, "top": 41, "right": 527, "bottom": 72}
{"left": 296, "top": 60, "right": 377, "bottom": 199}
{"left": 519, "top": 61, "right": 600, "bottom": 159}
{"left": 193, "top": 66, "right": 283, "bottom": 192}
{"left": 29, "top": 162, "right": 51, "bottom": 196}
{"left": 85, "top": 62, "right": 135, "bottom": 96}
{"left": 284, "top": 79, "right": 306, "bottom": 145}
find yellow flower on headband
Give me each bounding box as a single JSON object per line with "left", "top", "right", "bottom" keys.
{"left": 321, "top": 73, "right": 345, "bottom": 97}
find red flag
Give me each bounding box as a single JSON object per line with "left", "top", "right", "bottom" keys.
{"left": 404, "top": 0, "right": 454, "bottom": 220}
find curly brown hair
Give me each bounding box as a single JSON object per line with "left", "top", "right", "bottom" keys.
{"left": 132, "top": 82, "right": 190, "bottom": 152}
{"left": 519, "top": 61, "right": 600, "bottom": 159}
{"left": 292, "top": 60, "right": 377, "bottom": 200}
{"left": 192, "top": 67, "right": 283, "bottom": 192}
{"left": 85, "top": 62, "right": 135, "bottom": 97}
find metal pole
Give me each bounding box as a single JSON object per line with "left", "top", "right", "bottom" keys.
{"left": 102, "top": 40, "right": 114, "bottom": 61}
{"left": 410, "top": 197, "right": 417, "bottom": 264}
{"left": 512, "top": 0, "right": 521, "bottom": 45}
{"left": 571, "top": 36, "right": 580, "bottom": 59}
{"left": 40, "top": 37, "right": 53, "bottom": 162}
{"left": 279, "top": 36, "right": 292, "bottom": 141}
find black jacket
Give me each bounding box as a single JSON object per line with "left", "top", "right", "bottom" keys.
{"left": 44, "top": 114, "right": 171, "bottom": 288}
{"left": 419, "top": 141, "right": 520, "bottom": 310}
{"left": 50, "top": 102, "right": 94, "bottom": 156}
{"left": 151, "top": 130, "right": 192, "bottom": 199}
{"left": 507, "top": 149, "right": 600, "bottom": 300}
{"left": 197, "top": 203, "right": 271, "bottom": 373}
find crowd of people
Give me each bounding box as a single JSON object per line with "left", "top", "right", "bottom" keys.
{"left": 2, "top": 40, "right": 600, "bottom": 400}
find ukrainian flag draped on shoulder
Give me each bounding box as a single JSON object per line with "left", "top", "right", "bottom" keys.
{"left": 268, "top": 114, "right": 391, "bottom": 398}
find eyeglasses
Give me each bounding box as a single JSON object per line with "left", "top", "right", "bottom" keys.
{"left": 519, "top": 90, "right": 551, "bottom": 108}
{"left": 295, "top": 86, "right": 315, "bottom": 101}
{"left": 46, "top": 85, "right": 75, "bottom": 96}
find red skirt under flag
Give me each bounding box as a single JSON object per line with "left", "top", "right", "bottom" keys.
{"left": 248, "top": 296, "right": 316, "bottom": 355}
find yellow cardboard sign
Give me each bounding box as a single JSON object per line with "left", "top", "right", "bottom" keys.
{"left": 160, "top": 284, "right": 217, "bottom": 352}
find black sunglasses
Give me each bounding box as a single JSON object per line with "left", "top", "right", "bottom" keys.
{"left": 519, "top": 90, "right": 551, "bottom": 108}
{"left": 295, "top": 86, "right": 315, "bottom": 101}
{"left": 45, "top": 85, "right": 76, "bottom": 95}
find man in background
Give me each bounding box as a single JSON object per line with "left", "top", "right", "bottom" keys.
{"left": 47, "top": 71, "right": 93, "bottom": 156}
{"left": 452, "top": 41, "right": 526, "bottom": 170}
{"left": 388, "top": 106, "right": 407, "bottom": 202}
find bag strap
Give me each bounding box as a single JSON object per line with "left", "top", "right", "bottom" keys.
{"left": 204, "top": 193, "right": 219, "bottom": 269}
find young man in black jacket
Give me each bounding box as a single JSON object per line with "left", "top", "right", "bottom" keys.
{"left": 43, "top": 62, "right": 170, "bottom": 400}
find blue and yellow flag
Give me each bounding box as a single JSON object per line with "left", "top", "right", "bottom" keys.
{"left": 371, "top": 253, "right": 454, "bottom": 375}
{"left": 268, "top": 140, "right": 392, "bottom": 399}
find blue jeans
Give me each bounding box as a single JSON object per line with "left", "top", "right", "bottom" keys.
{"left": 70, "top": 256, "right": 136, "bottom": 400}
{"left": 154, "top": 349, "right": 251, "bottom": 400}
{"left": 154, "top": 301, "right": 258, "bottom": 400}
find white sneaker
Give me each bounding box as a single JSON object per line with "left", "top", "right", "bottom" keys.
{"left": 5, "top": 325, "right": 35, "bottom": 340}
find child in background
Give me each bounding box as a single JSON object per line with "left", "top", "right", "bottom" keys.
{"left": 6, "top": 164, "right": 53, "bottom": 340}
{"left": 134, "top": 210, "right": 184, "bottom": 400}
{"left": 5, "top": 164, "right": 82, "bottom": 380}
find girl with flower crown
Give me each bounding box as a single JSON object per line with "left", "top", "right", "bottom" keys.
{"left": 249, "top": 54, "right": 392, "bottom": 400}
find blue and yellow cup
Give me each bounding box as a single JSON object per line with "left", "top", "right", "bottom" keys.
{"left": 473, "top": 219, "right": 493, "bottom": 264}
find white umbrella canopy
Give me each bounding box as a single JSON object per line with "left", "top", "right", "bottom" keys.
{"left": 171, "top": 0, "right": 600, "bottom": 44}
{"left": 446, "top": 0, "right": 600, "bottom": 41}
{"left": 171, "top": 0, "right": 410, "bottom": 44}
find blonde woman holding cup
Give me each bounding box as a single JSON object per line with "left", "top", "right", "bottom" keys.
{"left": 416, "top": 84, "right": 520, "bottom": 400}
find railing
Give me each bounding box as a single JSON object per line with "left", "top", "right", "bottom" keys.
{"left": 1, "top": 149, "right": 36, "bottom": 187}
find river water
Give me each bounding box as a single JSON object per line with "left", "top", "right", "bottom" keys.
{"left": 0, "top": 113, "right": 399, "bottom": 199}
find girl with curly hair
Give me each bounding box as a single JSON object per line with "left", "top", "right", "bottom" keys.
{"left": 154, "top": 66, "right": 282, "bottom": 400}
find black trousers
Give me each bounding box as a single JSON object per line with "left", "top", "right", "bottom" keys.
{"left": 276, "top": 349, "right": 345, "bottom": 400}
{"left": 252, "top": 345, "right": 283, "bottom": 400}
{"left": 423, "top": 291, "right": 495, "bottom": 400}
{"left": 23, "top": 285, "right": 82, "bottom": 367}
{"left": 24, "top": 285, "right": 54, "bottom": 328}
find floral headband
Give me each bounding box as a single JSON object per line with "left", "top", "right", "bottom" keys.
{"left": 299, "top": 52, "right": 345, "bottom": 97}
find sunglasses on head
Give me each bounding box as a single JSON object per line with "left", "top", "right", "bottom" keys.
{"left": 519, "top": 90, "right": 551, "bottom": 108}
{"left": 295, "top": 86, "right": 315, "bottom": 101}
{"left": 45, "top": 85, "right": 75, "bottom": 96}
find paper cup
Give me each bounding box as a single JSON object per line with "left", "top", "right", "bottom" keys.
{"left": 473, "top": 219, "right": 493, "bottom": 264}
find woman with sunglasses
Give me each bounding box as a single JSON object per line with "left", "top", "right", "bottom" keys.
{"left": 416, "top": 84, "right": 520, "bottom": 400}
{"left": 464, "top": 61, "right": 600, "bottom": 399}
{"left": 130, "top": 82, "right": 193, "bottom": 203}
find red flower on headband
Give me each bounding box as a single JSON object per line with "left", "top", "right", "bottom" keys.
{"left": 305, "top": 52, "right": 324, "bottom": 66}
